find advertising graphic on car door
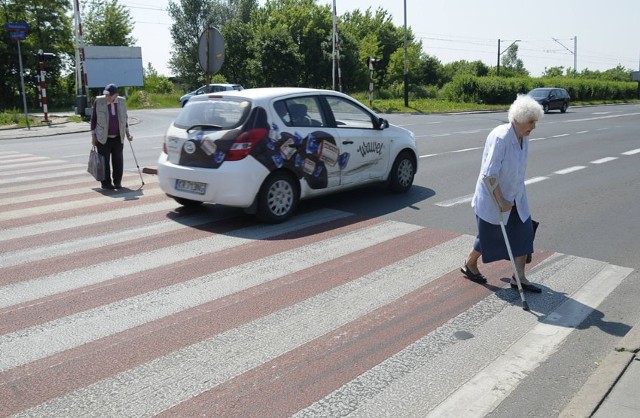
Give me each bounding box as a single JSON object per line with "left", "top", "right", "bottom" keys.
{"left": 326, "top": 96, "right": 390, "bottom": 185}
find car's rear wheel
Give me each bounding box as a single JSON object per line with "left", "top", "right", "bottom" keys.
{"left": 561, "top": 102, "right": 568, "bottom": 113}
{"left": 388, "top": 151, "right": 416, "bottom": 193}
{"left": 257, "top": 171, "right": 299, "bottom": 223}
{"left": 171, "top": 195, "right": 203, "bottom": 207}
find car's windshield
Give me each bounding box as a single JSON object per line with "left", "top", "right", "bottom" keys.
{"left": 174, "top": 99, "right": 251, "bottom": 130}
{"left": 528, "top": 89, "right": 550, "bottom": 98}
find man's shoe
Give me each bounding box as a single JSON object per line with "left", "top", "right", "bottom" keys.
{"left": 101, "top": 183, "right": 115, "bottom": 190}
{"left": 114, "top": 184, "right": 122, "bottom": 189}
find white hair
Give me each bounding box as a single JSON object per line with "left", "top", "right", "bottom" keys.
{"left": 508, "top": 94, "right": 544, "bottom": 123}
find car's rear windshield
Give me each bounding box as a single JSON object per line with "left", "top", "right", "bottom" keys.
{"left": 528, "top": 89, "right": 551, "bottom": 98}
{"left": 174, "top": 98, "right": 251, "bottom": 130}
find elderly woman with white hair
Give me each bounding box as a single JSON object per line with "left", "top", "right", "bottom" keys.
{"left": 461, "top": 94, "right": 544, "bottom": 292}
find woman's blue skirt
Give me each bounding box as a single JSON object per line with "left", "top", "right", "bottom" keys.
{"left": 473, "top": 206, "right": 534, "bottom": 263}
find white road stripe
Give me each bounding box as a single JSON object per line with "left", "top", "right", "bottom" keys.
{"left": 0, "top": 209, "right": 351, "bottom": 310}
{"left": 591, "top": 157, "right": 618, "bottom": 164}
{"left": 0, "top": 159, "right": 72, "bottom": 172}
{"left": 0, "top": 187, "right": 165, "bottom": 221}
{"left": 554, "top": 166, "right": 586, "bottom": 175}
{"left": 0, "top": 212, "right": 215, "bottom": 268}
{"left": 622, "top": 148, "right": 640, "bottom": 156}
{"left": 426, "top": 263, "right": 632, "bottom": 417}
{"left": 0, "top": 221, "right": 423, "bottom": 372}
{"left": 15, "top": 236, "right": 470, "bottom": 417}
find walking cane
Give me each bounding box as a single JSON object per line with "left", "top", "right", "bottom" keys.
{"left": 483, "top": 176, "right": 529, "bottom": 311}
{"left": 128, "top": 139, "right": 145, "bottom": 187}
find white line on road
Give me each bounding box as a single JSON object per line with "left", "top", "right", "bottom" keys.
{"left": 591, "top": 157, "right": 618, "bottom": 164}
{"left": 622, "top": 148, "right": 640, "bottom": 156}
{"left": 554, "top": 166, "right": 586, "bottom": 175}
{"left": 427, "top": 263, "right": 633, "bottom": 417}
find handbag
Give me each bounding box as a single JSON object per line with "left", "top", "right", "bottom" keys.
{"left": 87, "top": 146, "right": 105, "bottom": 181}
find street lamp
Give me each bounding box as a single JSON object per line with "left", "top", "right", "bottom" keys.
{"left": 496, "top": 39, "right": 520, "bottom": 76}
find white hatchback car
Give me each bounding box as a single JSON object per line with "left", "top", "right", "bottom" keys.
{"left": 158, "top": 87, "right": 418, "bottom": 223}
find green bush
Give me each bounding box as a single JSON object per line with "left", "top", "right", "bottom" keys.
{"left": 440, "top": 75, "right": 638, "bottom": 104}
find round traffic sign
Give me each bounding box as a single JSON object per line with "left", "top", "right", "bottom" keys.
{"left": 198, "top": 27, "right": 225, "bottom": 74}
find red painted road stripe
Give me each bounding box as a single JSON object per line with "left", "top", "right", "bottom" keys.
{"left": 1, "top": 174, "right": 142, "bottom": 199}
{"left": 161, "top": 250, "right": 554, "bottom": 417}
{"left": 0, "top": 191, "right": 169, "bottom": 230}
{"left": 0, "top": 205, "right": 205, "bottom": 253}
{"left": 0, "top": 214, "right": 372, "bottom": 333}
{"left": 0, "top": 223, "right": 455, "bottom": 416}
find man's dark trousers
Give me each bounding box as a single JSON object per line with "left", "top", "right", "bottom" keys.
{"left": 97, "top": 136, "right": 124, "bottom": 186}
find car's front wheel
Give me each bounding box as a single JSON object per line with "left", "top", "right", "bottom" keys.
{"left": 257, "top": 171, "right": 299, "bottom": 223}
{"left": 388, "top": 151, "right": 416, "bottom": 193}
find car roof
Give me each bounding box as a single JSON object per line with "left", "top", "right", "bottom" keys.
{"left": 188, "top": 87, "right": 349, "bottom": 102}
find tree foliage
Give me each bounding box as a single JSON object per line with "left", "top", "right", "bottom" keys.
{"left": 82, "top": 0, "right": 136, "bottom": 47}
{"left": 1, "top": 0, "right": 74, "bottom": 109}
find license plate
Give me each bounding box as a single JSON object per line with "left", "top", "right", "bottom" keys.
{"left": 175, "top": 179, "right": 207, "bottom": 195}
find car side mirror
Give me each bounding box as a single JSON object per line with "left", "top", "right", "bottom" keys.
{"left": 375, "top": 117, "right": 389, "bottom": 130}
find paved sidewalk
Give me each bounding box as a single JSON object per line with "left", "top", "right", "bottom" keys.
{"left": 560, "top": 319, "right": 640, "bottom": 417}
{"left": 0, "top": 111, "right": 139, "bottom": 140}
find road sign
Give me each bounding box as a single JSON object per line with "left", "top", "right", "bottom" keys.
{"left": 9, "top": 31, "right": 27, "bottom": 41}
{"left": 4, "top": 21, "right": 29, "bottom": 32}
{"left": 198, "top": 27, "right": 225, "bottom": 74}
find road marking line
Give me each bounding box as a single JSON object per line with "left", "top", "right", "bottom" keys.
{"left": 576, "top": 131, "right": 589, "bottom": 134}
{"left": 622, "top": 149, "right": 640, "bottom": 156}
{"left": 525, "top": 176, "right": 549, "bottom": 185}
{"left": 554, "top": 166, "right": 586, "bottom": 175}
{"left": 551, "top": 134, "right": 569, "bottom": 138}
{"left": 591, "top": 157, "right": 618, "bottom": 164}
{"left": 427, "top": 263, "right": 633, "bottom": 417}
{"left": 435, "top": 194, "right": 473, "bottom": 207}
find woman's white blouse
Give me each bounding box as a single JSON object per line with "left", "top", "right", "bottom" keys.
{"left": 471, "top": 123, "right": 530, "bottom": 225}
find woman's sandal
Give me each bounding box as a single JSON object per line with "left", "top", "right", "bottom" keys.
{"left": 460, "top": 263, "right": 487, "bottom": 284}
{"left": 510, "top": 276, "right": 542, "bottom": 293}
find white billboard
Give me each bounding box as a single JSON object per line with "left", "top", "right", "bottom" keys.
{"left": 84, "top": 46, "right": 144, "bottom": 88}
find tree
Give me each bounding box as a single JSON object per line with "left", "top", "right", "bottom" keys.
{"left": 542, "top": 66, "right": 565, "bottom": 78}
{"left": 500, "top": 44, "right": 528, "bottom": 77}
{"left": 1, "top": 0, "right": 74, "bottom": 109}
{"left": 168, "top": 0, "right": 237, "bottom": 88}
{"left": 82, "top": 0, "right": 136, "bottom": 46}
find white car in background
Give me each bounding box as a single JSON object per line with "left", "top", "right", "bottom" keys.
{"left": 178, "top": 83, "right": 244, "bottom": 107}
{"left": 158, "top": 87, "right": 418, "bottom": 223}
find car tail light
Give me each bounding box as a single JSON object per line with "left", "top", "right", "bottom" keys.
{"left": 225, "top": 128, "right": 268, "bottom": 161}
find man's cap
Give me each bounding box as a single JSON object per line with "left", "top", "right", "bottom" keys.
{"left": 103, "top": 84, "right": 119, "bottom": 95}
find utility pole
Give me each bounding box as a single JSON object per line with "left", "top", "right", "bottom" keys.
{"left": 552, "top": 37, "right": 577, "bottom": 76}
{"left": 403, "top": 0, "right": 408, "bottom": 107}
{"left": 497, "top": 39, "right": 520, "bottom": 76}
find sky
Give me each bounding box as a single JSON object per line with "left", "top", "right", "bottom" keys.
{"left": 119, "top": 0, "right": 640, "bottom": 78}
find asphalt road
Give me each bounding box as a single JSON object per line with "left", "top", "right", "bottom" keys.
{"left": 1, "top": 103, "right": 638, "bottom": 416}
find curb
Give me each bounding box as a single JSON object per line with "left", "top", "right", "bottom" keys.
{"left": 559, "top": 322, "right": 640, "bottom": 417}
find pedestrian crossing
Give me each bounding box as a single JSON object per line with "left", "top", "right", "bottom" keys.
{"left": 0, "top": 151, "right": 633, "bottom": 417}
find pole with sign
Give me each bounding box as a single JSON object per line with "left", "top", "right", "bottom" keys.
{"left": 4, "top": 22, "right": 30, "bottom": 129}
{"left": 198, "top": 26, "right": 225, "bottom": 91}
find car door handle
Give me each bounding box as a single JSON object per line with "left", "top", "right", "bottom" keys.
{"left": 342, "top": 141, "right": 354, "bottom": 145}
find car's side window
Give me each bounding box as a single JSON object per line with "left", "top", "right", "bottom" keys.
{"left": 279, "top": 97, "right": 325, "bottom": 128}
{"left": 325, "top": 97, "right": 375, "bottom": 129}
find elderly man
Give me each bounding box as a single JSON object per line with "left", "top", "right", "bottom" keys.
{"left": 90, "top": 83, "right": 133, "bottom": 190}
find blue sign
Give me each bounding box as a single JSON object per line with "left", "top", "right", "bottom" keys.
{"left": 9, "top": 31, "right": 27, "bottom": 41}
{"left": 5, "top": 21, "right": 29, "bottom": 32}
